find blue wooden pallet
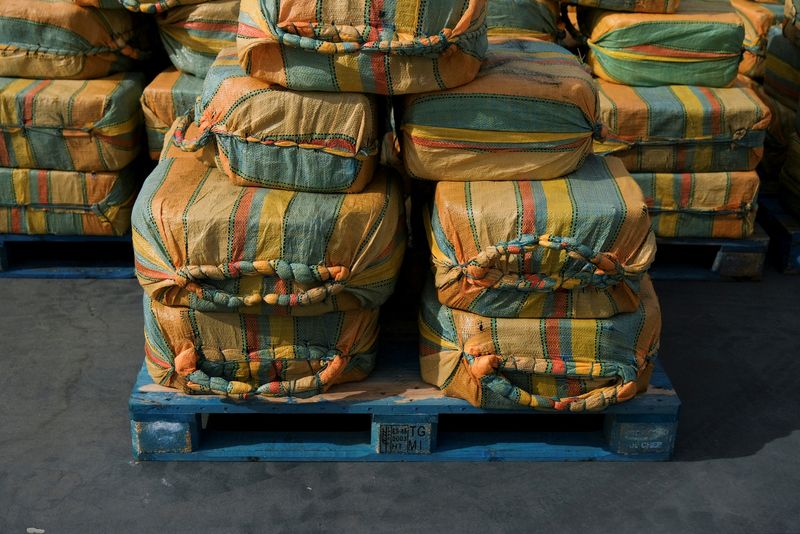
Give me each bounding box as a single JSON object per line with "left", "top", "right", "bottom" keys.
{"left": 649, "top": 224, "right": 768, "bottom": 281}
{"left": 0, "top": 234, "right": 134, "bottom": 279}
{"left": 129, "top": 343, "right": 681, "bottom": 462}
{"left": 756, "top": 196, "right": 800, "bottom": 274}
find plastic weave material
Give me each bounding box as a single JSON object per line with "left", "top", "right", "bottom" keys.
{"left": 780, "top": 132, "right": 800, "bottom": 211}
{"left": 732, "top": 0, "right": 778, "bottom": 78}
{"left": 0, "top": 166, "right": 136, "bottom": 235}
{"left": 764, "top": 32, "right": 800, "bottom": 111}
{"left": 176, "top": 48, "right": 379, "bottom": 193}
{"left": 418, "top": 276, "right": 661, "bottom": 411}
{"left": 236, "top": 0, "right": 488, "bottom": 95}
{"left": 631, "top": 171, "right": 759, "bottom": 238}
{"left": 486, "top": 0, "right": 559, "bottom": 40}
{"left": 580, "top": 0, "right": 745, "bottom": 87}
{"left": 401, "top": 39, "right": 601, "bottom": 182}
{"left": 71, "top": 0, "right": 127, "bottom": 7}
{"left": 0, "top": 0, "right": 148, "bottom": 79}
{"left": 121, "top": 0, "right": 204, "bottom": 13}
{"left": 141, "top": 68, "right": 203, "bottom": 160}
{"left": 594, "top": 79, "right": 771, "bottom": 173}
{"left": 157, "top": 0, "right": 239, "bottom": 77}
{"left": 427, "top": 156, "right": 656, "bottom": 319}
{"left": 786, "top": 0, "right": 800, "bottom": 44}
{"left": 0, "top": 74, "right": 144, "bottom": 172}
{"left": 132, "top": 155, "right": 406, "bottom": 316}
{"left": 564, "top": 0, "right": 680, "bottom": 13}
{"left": 143, "top": 293, "right": 379, "bottom": 398}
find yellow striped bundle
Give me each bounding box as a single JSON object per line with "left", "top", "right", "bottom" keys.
{"left": 141, "top": 68, "right": 203, "bottom": 160}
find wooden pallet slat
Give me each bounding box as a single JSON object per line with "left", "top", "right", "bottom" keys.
{"left": 0, "top": 233, "right": 134, "bottom": 279}
{"left": 129, "top": 343, "right": 681, "bottom": 462}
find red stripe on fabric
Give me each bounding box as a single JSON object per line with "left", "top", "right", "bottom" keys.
{"left": 625, "top": 45, "right": 736, "bottom": 59}
{"left": 237, "top": 23, "right": 268, "bottom": 38}
{"left": 518, "top": 181, "right": 535, "bottom": 272}
{"left": 697, "top": 87, "right": 722, "bottom": 136}
{"left": 544, "top": 318, "right": 565, "bottom": 375}
{"left": 37, "top": 170, "right": 48, "bottom": 203}
{"left": 231, "top": 188, "right": 255, "bottom": 262}
{"left": 144, "top": 343, "right": 173, "bottom": 372}
{"left": 180, "top": 21, "right": 238, "bottom": 32}
{"left": 679, "top": 173, "right": 692, "bottom": 208}
{"left": 368, "top": 0, "right": 388, "bottom": 93}
{"left": 23, "top": 81, "right": 52, "bottom": 126}
{"left": 245, "top": 315, "right": 260, "bottom": 356}
{"left": 11, "top": 207, "right": 21, "bottom": 233}
{"left": 0, "top": 134, "right": 9, "bottom": 166}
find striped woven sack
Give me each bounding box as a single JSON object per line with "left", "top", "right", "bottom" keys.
{"left": 0, "top": 74, "right": 144, "bottom": 172}
{"left": 594, "top": 79, "right": 771, "bottom": 173}
{"left": 418, "top": 276, "right": 661, "bottom": 411}
{"left": 580, "top": 0, "right": 745, "bottom": 87}
{"left": 764, "top": 32, "right": 800, "bottom": 111}
{"left": 132, "top": 156, "right": 406, "bottom": 316}
{"left": 143, "top": 294, "right": 379, "bottom": 398}
{"left": 236, "top": 0, "right": 488, "bottom": 95}
{"left": 0, "top": 0, "right": 148, "bottom": 80}
{"left": 0, "top": 166, "right": 136, "bottom": 236}
{"left": 141, "top": 68, "right": 203, "bottom": 160}
{"left": 71, "top": 0, "right": 126, "bottom": 7}
{"left": 779, "top": 132, "right": 800, "bottom": 214}
{"left": 175, "top": 48, "right": 379, "bottom": 193}
{"left": 428, "top": 156, "right": 656, "bottom": 319}
{"left": 564, "top": 0, "right": 679, "bottom": 13}
{"left": 631, "top": 171, "right": 759, "bottom": 238}
{"left": 733, "top": 0, "right": 778, "bottom": 78}
{"left": 401, "top": 39, "right": 602, "bottom": 182}
{"left": 786, "top": 0, "right": 800, "bottom": 44}
{"left": 486, "top": 0, "right": 559, "bottom": 40}
{"left": 121, "top": 0, "right": 203, "bottom": 13}
{"left": 157, "top": 0, "right": 240, "bottom": 77}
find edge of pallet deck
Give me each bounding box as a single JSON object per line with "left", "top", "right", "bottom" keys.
{"left": 654, "top": 224, "right": 769, "bottom": 250}
{"left": 129, "top": 344, "right": 680, "bottom": 418}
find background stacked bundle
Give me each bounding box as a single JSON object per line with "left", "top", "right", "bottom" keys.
{"left": 136, "top": 0, "right": 239, "bottom": 159}
{"left": 398, "top": 11, "right": 661, "bottom": 411}
{"left": 578, "top": 0, "right": 770, "bottom": 240}
{"left": 776, "top": 0, "right": 800, "bottom": 212}
{"left": 0, "top": 0, "right": 147, "bottom": 236}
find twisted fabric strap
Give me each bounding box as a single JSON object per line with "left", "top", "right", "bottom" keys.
{"left": 436, "top": 233, "right": 639, "bottom": 292}
{"left": 171, "top": 110, "right": 212, "bottom": 152}
{"left": 172, "top": 260, "right": 351, "bottom": 309}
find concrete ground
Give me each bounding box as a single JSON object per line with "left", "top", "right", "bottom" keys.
{"left": 1, "top": 272, "right": 799, "bottom": 533}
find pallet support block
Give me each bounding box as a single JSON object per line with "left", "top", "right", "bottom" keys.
{"left": 131, "top": 415, "right": 200, "bottom": 459}
{"left": 604, "top": 414, "right": 679, "bottom": 456}
{"left": 757, "top": 196, "right": 800, "bottom": 274}
{"left": 372, "top": 415, "right": 437, "bottom": 455}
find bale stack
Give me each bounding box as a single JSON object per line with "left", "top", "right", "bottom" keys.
{"left": 777, "top": 0, "right": 800, "bottom": 212}
{"left": 578, "top": 0, "right": 771, "bottom": 241}
{"left": 400, "top": 11, "right": 661, "bottom": 410}
{"left": 0, "top": 0, "right": 147, "bottom": 236}
{"left": 131, "top": 0, "right": 239, "bottom": 158}
{"left": 131, "top": 0, "right": 521, "bottom": 397}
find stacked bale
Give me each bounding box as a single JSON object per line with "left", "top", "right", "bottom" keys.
{"left": 401, "top": 27, "right": 661, "bottom": 410}
{"left": 578, "top": 0, "right": 769, "bottom": 241}
{"left": 136, "top": 0, "right": 238, "bottom": 158}
{"left": 0, "top": 1, "right": 147, "bottom": 236}
{"left": 131, "top": 0, "right": 507, "bottom": 397}
{"left": 777, "top": 0, "right": 800, "bottom": 212}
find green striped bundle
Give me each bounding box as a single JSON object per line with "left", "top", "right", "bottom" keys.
{"left": 0, "top": 74, "right": 144, "bottom": 172}
{"left": 132, "top": 155, "right": 406, "bottom": 316}
{"left": 764, "top": 32, "right": 800, "bottom": 111}
{"left": 0, "top": 166, "right": 136, "bottom": 235}
{"left": 0, "top": 0, "right": 148, "bottom": 79}
{"left": 486, "top": 0, "right": 559, "bottom": 40}
{"left": 141, "top": 68, "right": 203, "bottom": 159}
{"left": 565, "top": 0, "right": 680, "bottom": 13}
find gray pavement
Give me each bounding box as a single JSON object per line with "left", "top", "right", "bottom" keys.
{"left": 0, "top": 273, "right": 799, "bottom": 533}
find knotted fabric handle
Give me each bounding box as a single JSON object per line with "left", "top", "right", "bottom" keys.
{"left": 171, "top": 109, "right": 212, "bottom": 152}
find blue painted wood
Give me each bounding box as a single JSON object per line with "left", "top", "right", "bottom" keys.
{"left": 129, "top": 343, "right": 681, "bottom": 462}
{"left": 650, "top": 224, "right": 768, "bottom": 281}
{"left": 0, "top": 233, "right": 134, "bottom": 279}
{"left": 757, "top": 196, "right": 800, "bottom": 274}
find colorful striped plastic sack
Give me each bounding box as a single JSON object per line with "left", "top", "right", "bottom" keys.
{"left": 764, "top": 32, "right": 800, "bottom": 111}
{"left": 580, "top": 0, "right": 745, "bottom": 87}
{"left": 428, "top": 156, "right": 656, "bottom": 319}
{"left": 143, "top": 294, "right": 379, "bottom": 398}
{"left": 564, "top": 0, "right": 679, "bottom": 13}
{"left": 401, "top": 39, "right": 602, "bottom": 182}
{"left": 0, "top": 166, "right": 136, "bottom": 236}
{"left": 786, "top": 0, "right": 800, "bottom": 44}
{"left": 0, "top": 74, "right": 144, "bottom": 172}
{"left": 141, "top": 68, "right": 203, "bottom": 160}
{"left": 236, "top": 0, "right": 488, "bottom": 95}
{"left": 71, "top": 0, "right": 126, "bottom": 7}
{"left": 176, "top": 48, "right": 379, "bottom": 193}
{"left": 132, "top": 155, "right": 406, "bottom": 316}
{"left": 418, "top": 276, "right": 661, "bottom": 411}
{"left": 779, "top": 132, "right": 800, "bottom": 213}
{"left": 486, "top": 0, "right": 559, "bottom": 40}
{"left": 121, "top": 0, "right": 203, "bottom": 13}
{"left": 733, "top": 0, "right": 778, "bottom": 79}
{"left": 631, "top": 172, "right": 759, "bottom": 238}
{"left": 594, "top": 79, "right": 771, "bottom": 173}
{"left": 157, "top": 0, "right": 239, "bottom": 77}
{"left": 0, "top": 0, "right": 148, "bottom": 80}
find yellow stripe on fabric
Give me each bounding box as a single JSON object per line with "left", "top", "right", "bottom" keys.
{"left": 518, "top": 293, "right": 546, "bottom": 318}
{"left": 419, "top": 319, "right": 459, "bottom": 353}
{"left": 394, "top": 0, "right": 421, "bottom": 34}
{"left": 671, "top": 85, "right": 706, "bottom": 138}
{"left": 541, "top": 179, "right": 572, "bottom": 276}
{"left": 424, "top": 208, "right": 450, "bottom": 266}
{"left": 654, "top": 174, "right": 679, "bottom": 236}
{"left": 571, "top": 320, "right": 598, "bottom": 365}
{"left": 12, "top": 168, "right": 28, "bottom": 203}
{"left": 10, "top": 136, "right": 33, "bottom": 168}
{"left": 96, "top": 114, "right": 140, "bottom": 137}
{"left": 348, "top": 238, "right": 405, "bottom": 286}
{"left": 0, "top": 79, "right": 34, "bottom": 125}
{"left": 268, "top": 314, "right": 295, "bottom": 359}
{"left": 404, "top": 124, "right": 587, "bottom": 144}
{"left": 590, "top": 45, "right": 739, "bottom": 63}
{"left": 257, "top": 189, "right": 292, "bottom": 259}
{"left": 27, "top": 210, "right": 47, "bottom": 233}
